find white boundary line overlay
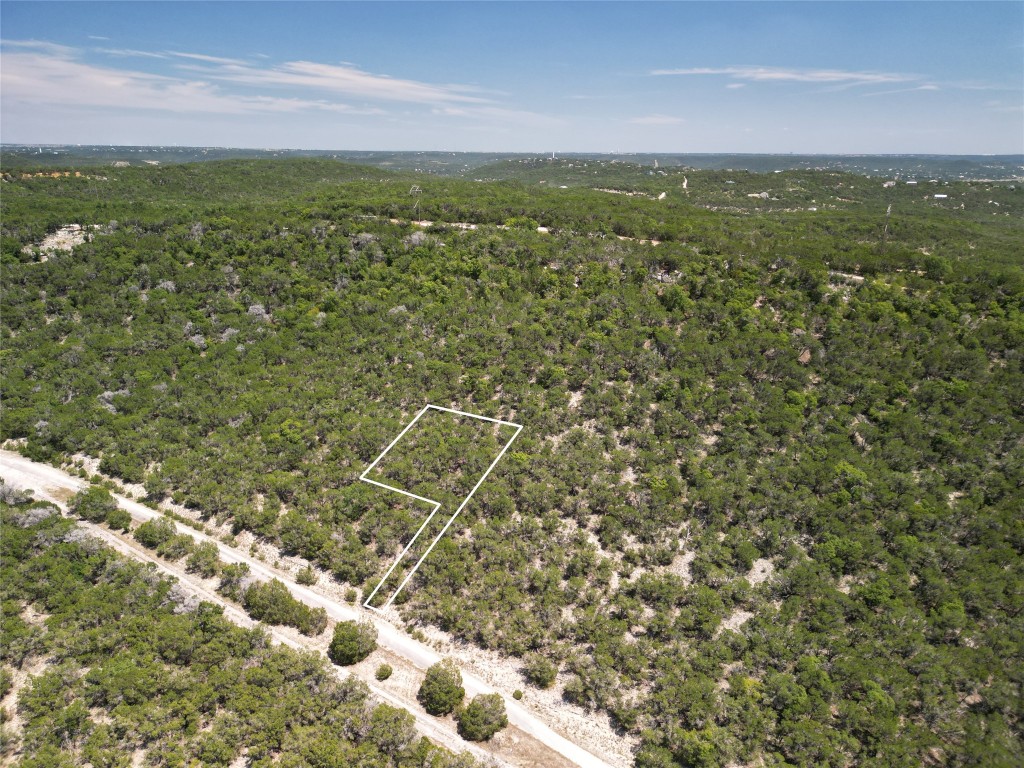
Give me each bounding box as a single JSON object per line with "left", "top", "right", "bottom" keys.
{"left": 360, "top": 404, "right": 523, "bottom": 612}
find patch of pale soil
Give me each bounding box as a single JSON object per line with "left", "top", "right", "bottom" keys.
{"left": 620, "top": 467, "right": 637, "bottom": 485}
{"left": 746, "top": 558, "right": 775, "bottom": 587}
{"left": 615, "top": 235, "right": 661, "bottom": 246}
{"left": 625, "top": 565, "right": 649, "bottom": 585}
{"left": 66, "top": 453, "right": 146, "bottom": 499}
{"left": 1, "top": 655, "right": 50, "bottom": 763}
{"left": 850, "top": 416, "right": 871, "bottom": 452}
{"left": 699, "top": 424, "right": 722, "bottom": 448}
{"left": 837, "top": 575, "right": 854, "bottom": 594}
{"left": 651, "top": 269, "right": 681, "bottom": 283}
{"left": 89, "top": 707, "right": 114, "bottom": 726}
{"left": 410, "top": 220, "right": 478, "bottom": 231}
{"left": 70, "top": 452, "right": 102, "bottom": 476}
{"left": 593, "top": 188, "right": 652, "bottom": 199}
{"left": 21, "top": 224, "right": 99, "bottom": 261}
{"left": 568, "top": 391, "right": 583, "bottom": 410}
{"left": 716, "top": 661, "right": 743, "bottom": 690}
{"left": 719, "top": 610, "right": 754, "bottom": 635}
{"left": 546, "top": 421, "right": 599, "bottom": 451}
{"left": 555, "top": 516, "right": 621, "bottom": 567}
{"left": 662, "top": 551, "right": 695, "bottom": 584}
{"left": 20, "top": 603, "right": 48, "bottom": 628}
{"left": 828, "top": 270, "right": 865, "bottom": 284}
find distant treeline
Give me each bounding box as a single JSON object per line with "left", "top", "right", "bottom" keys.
{"left": 2, "top": 144, "right": 1021, "bottom": 180}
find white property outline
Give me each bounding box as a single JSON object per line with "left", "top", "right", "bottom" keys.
{"left": 360, "top": 404, "right": 523, "bottom": 612}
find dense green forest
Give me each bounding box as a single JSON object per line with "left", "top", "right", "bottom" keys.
{"left": 1, "top": 157, "right": 1022, "bottom": 767}
{"left": 0, "top": 496, "right": 480, "bottom": 767}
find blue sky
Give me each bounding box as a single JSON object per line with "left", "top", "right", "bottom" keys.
{"left": 2, "top": 1, "right": 1021, "bottom": 153}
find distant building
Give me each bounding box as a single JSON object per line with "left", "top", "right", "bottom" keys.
{"left": 934, "top": 194, "right": 948, "bottom": 199}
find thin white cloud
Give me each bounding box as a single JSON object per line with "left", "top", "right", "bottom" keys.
{"left": 862, "top": 84, "right": 940, "bottom": 97}
{"left": 167, "top": 51, "right": 250, "bottom": 66}
{"left": 98, "top": 48, "right": 170, "bottom": 59}
{"left": 0, "top": 44, "right": 379, "bottom": 116}
{"left": 947, "top": 79, "right": 1019, "bottom": 92}
{"left": 628, "top": 114, "right": 686, "bottom": 126}
{"left": 191, "top": 59, "right": 489, "bottom": 105}
{"left": 652, "top": 65, "right": 915, "bottom": 87}
{"left": 1, "top": 39, "right": 76, "bottom": 56}
{"left": 726, "top": 83, "right": 746, "bottom": 90}
{"left": 97, "top": 49, "right": 249, "bottom": 65}
{"left": 986, "top": 100, "right": 1024, "bottom": 114}
{"left": 1, "top": 40, "right": 549, "bottom": 126}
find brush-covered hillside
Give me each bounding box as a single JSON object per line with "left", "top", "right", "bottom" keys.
{"left": 2, "top": 157, "right": 1022, "bottom": 767}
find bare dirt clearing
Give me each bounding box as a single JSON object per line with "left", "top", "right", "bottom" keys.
{"left": 21, "top": 224, "right": 99, "bottom": 261}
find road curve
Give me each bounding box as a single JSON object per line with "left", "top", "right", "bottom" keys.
{"left": 0, "top": 450, "right": 619, "bottom": 768}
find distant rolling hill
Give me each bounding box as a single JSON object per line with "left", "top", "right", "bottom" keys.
{"left": 2, "top": 144, "right": 1021, "bottom": 180}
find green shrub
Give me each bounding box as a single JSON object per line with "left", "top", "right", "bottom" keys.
{"left": 186, "top": 541, "right": 221, "bottom": 577}
{"left": 457, "top": 693, "right": 508, "bottom": 741}
{"left": 217, "top": 562, "right": 250, "bottom": 600}
{"left": 133, "top": 518, "right": 176, "bottom": 549}
{"left": 417, "top": 659, "right": 464, "bottom": 716}
{"left": 523, "top": 653, "right": 557, "bottom": 689}
{"left": 375, "top": 663, "right": 393, "bottom": 681}
{"left": 106, "top": 508, "right": 132, "bottom": 532}
{"left": 156, "top": 533, "right": 195, "bottom": 561}
{"left": 328, "top": 620, "right": 377, "bottom": 666}
{"left": 243, "top": 579, "right": 328, "bottom": 636}
{"left": 296, "top": 565, "right": 317, "bottom": 585}
{"left": 99, "top": 452, "right": 145, "bottom": 484}
{"left": 70, "top": 486, "right": 117, "bottom": 524}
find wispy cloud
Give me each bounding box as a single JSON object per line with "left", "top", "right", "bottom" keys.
{"left": 97, "top": 47, "right": 170, "bottom": 59}
{"left": 862, "top": 84, "right": 940, "bottom": 97}
{"left": 1, "top": 39, "right": 75, "bottom": 56}
{"left": 652, "top": 65, "right": 916, "bottom": 87}
{"left": 986, "top": 100, "right": 1024, "bottom": 114}
{"left": 628, "top": 114, "right": 686, "bottom": 126}
{"left": 188, "top": 59, "right": 489, "bottom": 105}
{"left": 97, "top": 49, "right": 249, "bottom": 65}
{"left": 0, "top": 42, "right": 381, "bottom": 116}
{"left": 167, "top": 51, "right": 251, "bottom": 67}
{"left": 0, "top": 40, "right": 515, "bottom": 122}
{"left": 88, "top": 46, "right": 481, "bottom": 104}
